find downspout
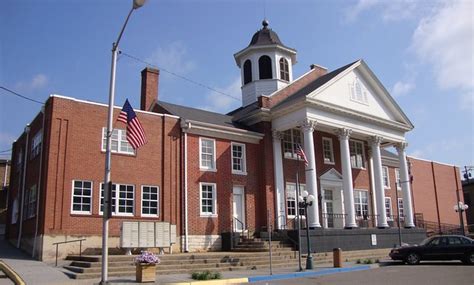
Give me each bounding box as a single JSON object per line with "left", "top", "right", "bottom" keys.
{"left": 431, "top": 161, "right": 442, "bottom": 234}
{"left": 17, "top": 125, "right": 30, "bottom": 248}
{"left": 33, "top": 106, "right": 46, "bottom": 258}
{"left": 182, "top": 121, "right": 190, "bottom": 252}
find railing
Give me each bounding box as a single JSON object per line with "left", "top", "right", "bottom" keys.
{"left": 52, "top": 238, "right": 86, "bottom": 266}
{"left": 415, "top": 219, "right": 463, "bottom": 236}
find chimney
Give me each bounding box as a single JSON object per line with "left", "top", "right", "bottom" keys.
{"left": 140, "top": 67, "right": 160, "bottom": 111}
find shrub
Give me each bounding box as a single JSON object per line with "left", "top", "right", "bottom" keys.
{"left": 191, "top": 271, "right": 222, "bottom": 280}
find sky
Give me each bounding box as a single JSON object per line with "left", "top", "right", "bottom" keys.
{"left": 0, "top": 0, "right": 473, "bottom": 171}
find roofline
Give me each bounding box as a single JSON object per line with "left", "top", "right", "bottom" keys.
{"left": 407, "top": 155, "right": 459, "bottom": 168}
{"left": 182, "top": 119, "right": 264, "bottom": 140}
{"left": 50, "top": 94, "right": 179, "bottom": 119}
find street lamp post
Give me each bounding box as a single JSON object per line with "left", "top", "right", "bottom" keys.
{"left": 299, "top": 190, "right": 315, "bottom": 270}
{"left": 454, "top": 201, "right": 468, "bottom": 236}
{"left": 101, "top": 1, "right": 146, "bottom": 284}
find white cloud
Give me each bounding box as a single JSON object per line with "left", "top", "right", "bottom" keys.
{"left": 200, "top": 77, "right": 241, "bottom": 113}
{"left": 391, "top": 81, "right": 415, "bottom": 97}
{"left": 411, "top": 0, "right": 474, "bottom": 109}
{"left": 345, "top": 0, "right": 420, "bottom": 23}
{"left": 146, "top": 41, "right": 196, "bottom": 76}
{"left": 15, "top": 73, "right": 48, "bottom": 92}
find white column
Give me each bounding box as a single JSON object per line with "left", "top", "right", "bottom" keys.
{"left": 301, "top": 119, "right": 321, "bottom": 228}
{"left": 337, "top": 128, "right": 357, "bottom": 228}
{"left": 368, "top": 151, "right": 378, "bottom": 226}
{"left": 272, "top": 131, "right": 286, "bottom": 229}
{"left": 369, "top": 136, "right": 389, "bottom": 228}
{"left": 396, "top": 142, "right": 415, "bottom": 228}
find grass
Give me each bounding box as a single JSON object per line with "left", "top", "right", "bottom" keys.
{"left": 191, "top": 270, "right": 222, "bottom": 280}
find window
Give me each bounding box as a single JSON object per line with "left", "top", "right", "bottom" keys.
{"left": 385, "top": 197, "right": 392, "bottom": 220}
{"left": 199, "top": 138, "right": 216, "bottom": 171}
{"left": 279, "top": 58, "right": 289, "bottom": 81}
{"left": 231, "top": 142, "right": 246, "bottom": 174}
{"left": 200, "top": 183, "right": 217, "bottom": 216}
{"left": 349, "top": 140, "right": 365, "bottom": 168}
{"left": 354, "top": 190, "right": 368, "bottom": 218}
{"left": 141, "top": 186, "right": 159, "bottom": 217}
{"left": 30, "top": 130, "right": 42, "bottom": 159}
{"left": 100, "top": 183, "right": 134, "bottom": 216}
{"left": 282, "top": 129, "right": 302, "bottom": 159}
{"left": 71, "top": 180, "right": 92, "bottom": 214}
{"left": 258, "top": 55, "right": 272, "bottom": 79}
{"left": 395, "top": 168, "right": 401, "bottom": 190}
{"left": 398, "top": 198, "right": 404, "bottom": 218}
{"left": 25, "top": 185, "right": 37, "bottom": 219}
{"left": 322, "top": 137, "right": 335, "bottom": 164}
{"left": 350, "top": 78, "right": 368, "bottom": 104}
{"left": 243, "top": 60, "right": 252, "bottom": 84}
{"left": 286, "top": 183, "right": 305, "bottom": 217}
{"left": 101, "top": 128, "right": 134, "bottom": 155}
{"left": 382, "top": 166, "right": 390, "bottom": 188}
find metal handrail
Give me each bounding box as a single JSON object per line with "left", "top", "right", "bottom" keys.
{"left": 52, "top": 238, "right": 86, "bottom": 266}
{"left": 233, "top": 217, "right": 250, "bottom": 239}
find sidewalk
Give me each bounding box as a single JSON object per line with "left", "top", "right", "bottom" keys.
{"left": 0, "top": 238, "right": 376, "bottom": 285}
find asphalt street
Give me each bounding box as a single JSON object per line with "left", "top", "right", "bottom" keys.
{"left": 252, "top": 262, "right": 474, "bottom": 285}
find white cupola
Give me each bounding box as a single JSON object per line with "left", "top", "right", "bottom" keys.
{"left": 234, "top": 19, "right": 297, "bottom": 107}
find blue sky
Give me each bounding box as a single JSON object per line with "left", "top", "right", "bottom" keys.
{"left": 1, "top": 0, "right": 473, "bottom": 170}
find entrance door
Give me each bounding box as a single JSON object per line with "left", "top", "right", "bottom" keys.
{"left": 232, "top": 186, "right": 245, "bottom": 232}
{"left": 323, "top": 189, "right": 334, "bottom": 228}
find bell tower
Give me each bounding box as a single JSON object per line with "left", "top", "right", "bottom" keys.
{"left": 234, "top": 19, "right": 297, "bottom": 107}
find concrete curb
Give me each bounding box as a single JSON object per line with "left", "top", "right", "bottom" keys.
{"left": 163, "top": 265, "right": 374, "bottom": 285}
{"left": 0, "top": 260, "right": 26, "bottom": 285}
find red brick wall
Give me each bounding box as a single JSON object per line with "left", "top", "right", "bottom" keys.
{"left": 185, "top": 133, "right": 260, "bottom": 235}
{"left": 8, "top": 96, "right": 181, "bottom": 240}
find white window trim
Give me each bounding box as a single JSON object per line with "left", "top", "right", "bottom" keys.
{"left": 231, "top": 142, "right": 247, "bottom": 175}
{"left": 383, "top": 166, "right": 390, "bottom": 189}
{"left": 99, "top": 183, "right": 135, "bottom": 217}
{"left": 395, "top": 168, "right": 401, "bottom": 191}
{"left": 354, "top": 189, "right": 369, "bottom": 219}
{"left": 199, "top": 137, "right": 217, "bottom": 172}
{"left": 199, "top": 182, "right": 217, "bottom": 217}
{"left": 101, "top": 127, "right": 135, "bottom": 156}
{"left": 286, "top": 182, "right": 306, "bottom": 218}
{"left": 322, "top": 137, "right": 335, "bottom": 165}
{"left": 71, "top": 180, "right": 93, "bottom": 215}
{"left": 397, "top": 198, "right": 404, "bottom": 218}
{"left": 349, "top": 139, "right": 366, "bottom": 169}
{"left": 141, "top": 185, "right": 159, "bottom": 217}
{"left": 385, "top": 197, "right": 393, "bottom": 221}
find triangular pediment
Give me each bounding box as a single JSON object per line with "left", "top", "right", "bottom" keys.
{"left": 319, "top": 168, "right": 343, "bottom": 182}
{"left": 307, "top": 60, "right": 413, "bottom": 129}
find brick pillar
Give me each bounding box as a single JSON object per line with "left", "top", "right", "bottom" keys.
{"left": 140, "top": 68, "right": 159, "bottom": 111}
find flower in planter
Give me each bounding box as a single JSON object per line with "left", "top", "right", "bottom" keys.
{"left": 135, "top": 251, "right": 161, "bottom": 265}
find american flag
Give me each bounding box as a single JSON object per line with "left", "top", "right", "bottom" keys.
{"left": 117, "top": 99, "right": 147, "bottom": 149}
{"left": 296, "top": 144, "right": 308, "bottom": 166}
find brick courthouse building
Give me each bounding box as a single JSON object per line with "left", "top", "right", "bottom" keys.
{"left": 6, "top": 21, "right": 465, "bottom": 261}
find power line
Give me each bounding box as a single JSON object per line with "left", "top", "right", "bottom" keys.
{"left": 0, "top": 149, "right": 12, "bottom": 154}
{"left": 0, "top": 86, "right": 44, "bottom": 105}
{"left": 119, "top": 51, "right": 240, "bottom": 101}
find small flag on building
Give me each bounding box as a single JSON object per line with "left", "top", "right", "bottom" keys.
{"left": 117, "top": 99, "right": 147, "bottom": 149}
{"left": 296, "top": 144, "right": 308, "bottom": 166}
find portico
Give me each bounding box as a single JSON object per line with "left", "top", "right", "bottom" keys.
{"left": 269, "top": 60, "right": 415, "bottom": 230}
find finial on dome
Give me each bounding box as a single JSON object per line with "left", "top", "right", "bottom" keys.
{"left": 262, "top": 19, "right": 269, "bottom": 29}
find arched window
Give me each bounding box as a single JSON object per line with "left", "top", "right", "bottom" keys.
{"left": 279, "top": 58, "right": 289, "bottom": 81}
{"left": 258, "top": 55, "right": 272, "bottom": 79}
{"left": 243, "top": 60, "right": 252, "bottom": 85}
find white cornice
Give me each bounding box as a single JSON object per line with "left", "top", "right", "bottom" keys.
{"left": 234, "top": 45, "right": 297, "bottom": 66}
{"left": 50, "top": 94, "right": 179, "bottom": 119}
{"left": 182, "top": 119, "right": 264, "bottom": 144}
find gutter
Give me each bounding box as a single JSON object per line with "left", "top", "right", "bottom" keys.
{"left": 33, "top": 106, "right": 46, "bottom": 258}
{"left": 17, "top": 125, "right": 30, "bottom": 248}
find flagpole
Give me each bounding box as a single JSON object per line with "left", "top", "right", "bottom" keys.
{"left": 295, "top": 157, "right": 303, "bottom": 271}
